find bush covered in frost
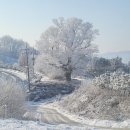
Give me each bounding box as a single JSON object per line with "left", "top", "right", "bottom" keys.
{"left": 61, "top": 74, "right": 130, "bottom": 121}
{"left": 0, "top": 80, "right": 26, "bottom": 119}
{"left": 92, "top": 72, "right": 130, "bottom": 96}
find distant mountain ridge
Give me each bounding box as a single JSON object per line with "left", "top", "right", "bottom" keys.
{"left": 99, "top": 50, "right": 130, "bottom": 63}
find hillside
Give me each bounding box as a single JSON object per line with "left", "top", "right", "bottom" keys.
{"left": 60, "top": 72, "right": 130, "bottom": 121}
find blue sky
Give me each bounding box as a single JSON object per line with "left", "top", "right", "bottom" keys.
{"left": 0, "top": 0, "right": 130, "bottom": 53}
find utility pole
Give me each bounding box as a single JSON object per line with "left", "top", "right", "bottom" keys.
{"left": 19, "top": 44, "right": 31, "bottom": 92}
{"left": 25, "top": 43, "right": 30, "bottom": 92}
{"left": 32, "top": 46, "right": 35, "bottom": 76}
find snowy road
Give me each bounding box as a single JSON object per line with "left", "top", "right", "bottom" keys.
{"left": 26, "top": 103, "right": 81, "bottom": 125}
{"left": 0, "top": 68, "right": 26, "bottom": 80}
{"left": 27, "top": 102, "right": 130, "bottom": 130}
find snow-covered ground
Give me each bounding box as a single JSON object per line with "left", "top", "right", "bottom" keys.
{"left": 29, "top": 100, "right": 130, "bottom": 129}
{"left": 0, "top": 119, "right": 104, "bottom": 130}
{"left": 0, "top": 68, "right": 130, "bottom": 129}
{"left": 0, "top": 68, "right": 26, "bottom": 80}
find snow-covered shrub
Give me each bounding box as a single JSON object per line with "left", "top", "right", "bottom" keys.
{"left": 0, "top": 80, "right": 26, "bottom": 119}
{"left": 93, "top": 72, "right": 130, "bottom": 96}
{"left": 61, "top": 78, "right": 130, "bottom": 120}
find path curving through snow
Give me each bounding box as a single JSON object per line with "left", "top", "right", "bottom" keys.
{"left": 0, "top": 68, "right": 26, "bottom": 80}
{"left": 25, "top": 104, "right": 81, "bottom": 126}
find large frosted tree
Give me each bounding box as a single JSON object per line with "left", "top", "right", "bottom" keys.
{"left": 35, "top": 17, "right": 98, "bottom": 81}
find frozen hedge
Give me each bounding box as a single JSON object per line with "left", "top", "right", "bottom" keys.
{"left": 92, "top": 72, "right": 130, "bottom": 96}
{"left": 61, "top": 72, "right": 130, "bottom": 121}
{"left": 0, "top": 80, "right": 26, "bottom": 119}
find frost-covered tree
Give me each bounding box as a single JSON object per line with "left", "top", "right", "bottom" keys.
{"left": 87, "top": 57, "right": 129, "bottom": 77}
{"left": 35, "top": 17, "right": 98, "bottom": 81}
{"left": 0, "top": 35, "right": 28, "bottom": 58}
{"left": 0, "top": 35, "right": 35, "bottom": 65}
{"left": 87, "top": 57, "right": 111, "bottom": 77}
{"left": 110, "top": 57, "right": 124, "bottom": 71}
